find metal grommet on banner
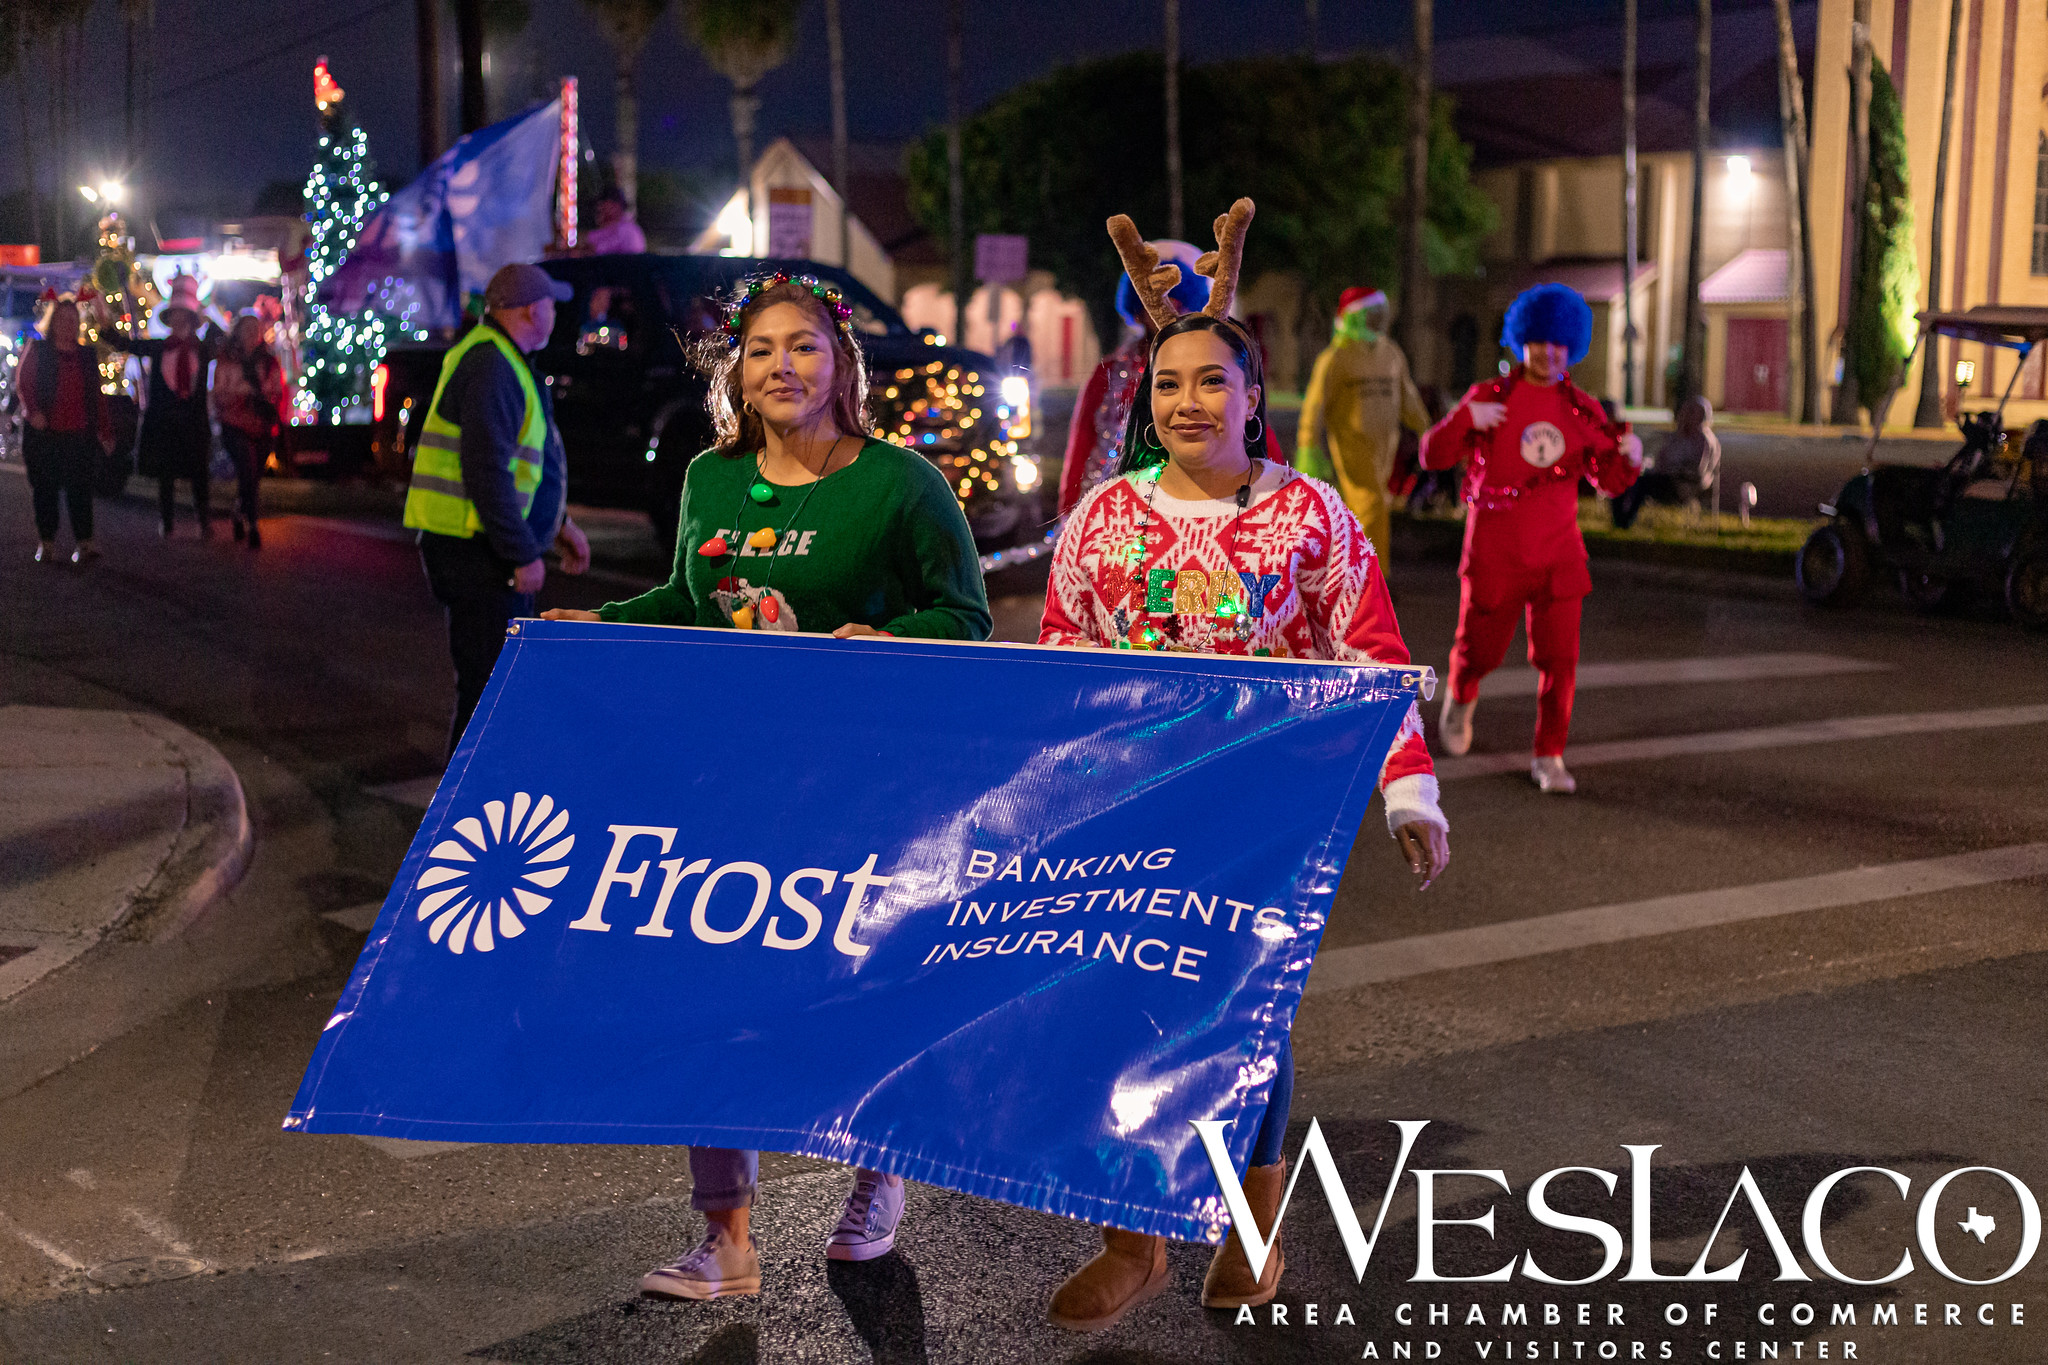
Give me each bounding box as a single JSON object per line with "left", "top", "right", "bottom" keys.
{"left": 506, "top": 623, "right": 521, "bottom": 636}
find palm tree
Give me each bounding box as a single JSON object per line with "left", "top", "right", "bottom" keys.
{"left": 1678, "top": 0, "right": 1709, "bottom": 407}
{"left": 119, "top": 0, "right": 151, "bottom": 167}
{"left": 1397, "top": 0, "right": 1432, "bottom": 363}
{"left": 1773, "top": 0, "right": 1818, "bottom": 422}
{"left": 1912, "top": 0, "right": 1963, "bottom": 427}
{"left": 682, "top": 0, "right": 801, "bottom": 239}
{"left": 578, "top": 0, "right": 668, "bottom": 205}
{"left": 1621, "top": 0, "right": 1638, "bottom": 405}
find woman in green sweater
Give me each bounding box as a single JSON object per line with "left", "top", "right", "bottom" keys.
{"left": 548, "top": 274, "right": 989, "bottom": 641}
{"left": 543, "top": 273, "right": 989, "bottom": 1299}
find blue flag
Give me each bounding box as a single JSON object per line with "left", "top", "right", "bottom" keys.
{"left": 285, "top": 622, "right": 1424, "bottom": 1242}
{"left": 320, "top": 100, "right": 561, "bottom": 330}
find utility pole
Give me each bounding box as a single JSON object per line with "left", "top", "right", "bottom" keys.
{"left": 1164, "top": 0, "right": 1182, "bottom": 240}
{"left": 456, "top": 0, "right": 486, "bottom": 134}
{"left": 1913, "top": 0, "right": 1963, "bottom": 427}
{"left": 417, "top": 0, "right": 442, "bottom": 166}
{"left": 828, "top": 0, "right": 850, "bottom": 269}
{"left": 1679, "top": 0, "right": 1710, "bottom": 406}
{"left": 1773, "top": 0, "right": 1817, "bottom": 421}
{"left": 1622, "top": 0, "right": 1638, "bottom": 407}
{"left": 947, "top": 0, "right": 968, "bottom": 343}
{"left": 1398, "top": 0, "right": 1433, "bottom": 364}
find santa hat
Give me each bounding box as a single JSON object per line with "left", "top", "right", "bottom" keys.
{"left": 1502, "top": 282, "right": 1594, "bottom": 366}
{"left": 159, "top": 273, "right": 203, "bottom": 324}
{"left": 1338, "top": 286, "right": 1388, "bottom": 316}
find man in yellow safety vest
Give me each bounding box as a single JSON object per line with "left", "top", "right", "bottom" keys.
{"left": 406, "top": 262, "right": 589, "bottom": 755}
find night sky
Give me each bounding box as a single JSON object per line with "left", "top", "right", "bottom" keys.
{"left": 2, "top": 0, "right": 1745, "bottom": 235}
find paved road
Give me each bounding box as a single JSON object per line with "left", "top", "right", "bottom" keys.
{"left": 2, "top": 465, "right": 2046, "bottom": 1362}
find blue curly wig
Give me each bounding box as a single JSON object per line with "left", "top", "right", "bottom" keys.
{"left": 1501, "top": 283, "right": 1593, "bottom": 367}
{"left": 1115, "top": 239, "right": 1211, "bottom": 329}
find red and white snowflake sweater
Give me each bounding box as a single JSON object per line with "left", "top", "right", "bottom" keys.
{"left": 1039, "top": 461, "right": 1444, "bottom": 834}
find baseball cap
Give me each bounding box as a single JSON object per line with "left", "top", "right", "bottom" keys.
{"left": 484, "top": 263, "right": 572, "bottom": 311}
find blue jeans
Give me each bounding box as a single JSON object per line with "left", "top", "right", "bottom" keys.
{"left": 1248, "top": 1036, "right": 1294, "bottom": 1168}
{"left": 689, "top": 1147, "right": 758, "bottom": 1211}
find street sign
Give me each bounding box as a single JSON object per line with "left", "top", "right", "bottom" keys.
{"left": 767, "top": 188, "right": 813, "bottom": 259}
{"left": 975, "top": 233, "right": 1028, "bottom": 283}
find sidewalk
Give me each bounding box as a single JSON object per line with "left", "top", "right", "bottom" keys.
{"left": 0, "top": 706, "right": 251, "bottom": 1001}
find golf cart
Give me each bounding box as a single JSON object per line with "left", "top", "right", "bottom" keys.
{"left": 1796, "top": 306, "right": 2048, "bottom": 626}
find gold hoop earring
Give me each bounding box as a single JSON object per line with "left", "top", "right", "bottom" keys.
{"left": 743, "top": 400, "right": 757, "bottom": 417}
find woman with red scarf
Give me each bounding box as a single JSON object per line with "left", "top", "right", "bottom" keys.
{"left": 16, "top": 294, "right": 115, "bottom": 564}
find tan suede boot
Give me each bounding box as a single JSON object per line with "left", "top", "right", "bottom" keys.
{"left": 1046, "top": 1225, "right": 1170, "bottom": 1332}
{"left": 1201, "top": 1158, "right": 1287, "bottom": 1308}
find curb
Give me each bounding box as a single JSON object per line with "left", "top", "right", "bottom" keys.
{"left": 125, "top": 714, "right": 255, "bottom": 943}
{"left": 0, "top": 708, "right": 252, "bottom": 1002}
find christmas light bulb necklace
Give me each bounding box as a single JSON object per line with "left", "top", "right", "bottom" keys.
{"left": 698, "top": 432, "right": 852, "bottom": 629}
{"left": 1120, "top": 453, "right": 1261, "bottom": 650}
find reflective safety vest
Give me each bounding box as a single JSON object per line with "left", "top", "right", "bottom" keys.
{"left": 402, "top": 325, "right": 548, "bottom": 538}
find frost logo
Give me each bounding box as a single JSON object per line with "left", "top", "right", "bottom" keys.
{"left": 412, "top": 793, "right": 575, "bottom": 955}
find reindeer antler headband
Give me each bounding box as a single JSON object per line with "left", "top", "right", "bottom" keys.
{"left": 1106, "top": 197, "right": 1255, "bottom": 331}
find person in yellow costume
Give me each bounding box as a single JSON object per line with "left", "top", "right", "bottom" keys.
{"left": 1295, "top": 286, "right": 1430, "bottom": 568}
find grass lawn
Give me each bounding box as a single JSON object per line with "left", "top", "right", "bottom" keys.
{"left": 1575, "top": 498, "right": 1820, "bottom": 555}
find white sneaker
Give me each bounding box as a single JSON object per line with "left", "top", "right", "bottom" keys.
{"left": 1438, "top": 695, "right": 1477, "bottom": 756}
{"left": 825, "top": 1169, "right": 905, "bottom": 1262}
{"left": 639, "top": 1226, "right": 761, "bottom": 1299}
{"left": 1531, "top": 755, "right": 1576, "bottom": 794}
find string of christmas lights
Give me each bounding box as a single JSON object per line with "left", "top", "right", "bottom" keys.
{"left": 300, "top": 61, "right": 422, "bottom": 424}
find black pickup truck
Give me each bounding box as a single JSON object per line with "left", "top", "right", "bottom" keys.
{"left": 372, "top": 254, "right": 1047, "bottom": 552}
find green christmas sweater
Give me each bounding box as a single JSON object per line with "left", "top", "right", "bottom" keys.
{"left": 598, "top": 438, "right": 993, "bottom": 640}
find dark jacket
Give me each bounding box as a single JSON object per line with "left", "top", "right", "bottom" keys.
{"left": 430, "top": 319, "right": 566, "bottom": 565}
{"left": 122, "top": 334, "right": 217, "bottom": 479}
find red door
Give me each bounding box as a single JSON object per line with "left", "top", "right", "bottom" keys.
{"left": 1724, "top": 317, "right": 1789, "bottom": 412}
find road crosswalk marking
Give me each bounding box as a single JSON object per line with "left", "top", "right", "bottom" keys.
{"left": 1307, "top": 842, "right": 2048, "bottom": 994}
{"left": 1479, "top": 651, "right": 1890, "bottom": 698}
{"left": 1436, "top": 703, "right": 2048, "bottom": 780}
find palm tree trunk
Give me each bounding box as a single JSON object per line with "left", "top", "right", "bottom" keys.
{"left": 16, "top": 22, "right": 39, "bottom": 249}
{"left": 1913, "top": 0, "right": 1963, "bottom": 426}
{"left": 1622, "top": 0, "right": 1638, "bottom": 406}
{"left": 456, "top": 0, "right": 487, "bottom": 134}
{"left": 1304, "top": 0, "right": 1318, "bottom": 56}
{"left": 614, "top": 65, "right": 639, "bottom": 204}
{"left": 828, "top": 0, "right": 850, "bottom": 268}
{"left": 1680, "top": 0, "right": 1710, "bottom": 406}
{"left": 1398, "top": 0, "right": 1432, "bottom": 363}
{"left": 1774, "top": 0, "right": 1818, "bottom": 422}
{"left": 1164, "top": 0, "right": 1182, "bottom": 240}
{"left": 417, "top": 0, "right": 442, "bottom": 167}
{"left": 1830, "top": 0, "right": 1873, "bottom": 424}
{"left": 947, "top": 0, "right": 967, "bottom": 340}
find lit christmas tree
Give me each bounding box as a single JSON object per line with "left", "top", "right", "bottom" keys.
{"left": 300, "top": 58, "right": 404, "bottom": 422}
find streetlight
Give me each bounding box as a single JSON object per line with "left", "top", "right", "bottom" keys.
{"left": 1955, "top": 357, "right": 1976, "bottom": 392}
{"left": 98, "top": 180, "right": 125, "bottom": 205}
{"left": 78, "top": 185, "right": 98, "bottom": 203}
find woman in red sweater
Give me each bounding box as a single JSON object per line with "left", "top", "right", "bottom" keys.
{"left": 1420, "top": 283, "right": 1642, "bottom": 793}
{"left": 16, "top": 295, "right": 115, "bottom": 565}
{"left": 1038, "top": 200, "right": 1448, "bottom": 1330}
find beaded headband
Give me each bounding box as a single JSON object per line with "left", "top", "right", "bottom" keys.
{"left": 722, "top": 273, "right": 855, "bottom": 349}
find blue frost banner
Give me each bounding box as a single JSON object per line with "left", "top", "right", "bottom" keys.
{"left": 285, "top": 621, "right": 1424, "bottom": 1242}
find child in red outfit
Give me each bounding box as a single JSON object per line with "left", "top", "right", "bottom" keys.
{"left": 1419, "top": 283, "right": 1642, "bottom": 792}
